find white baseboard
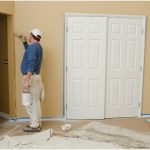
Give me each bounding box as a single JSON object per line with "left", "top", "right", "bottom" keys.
{"left": 0, "top": 112, "right": 10, "bottom": 119}
{"left": 7, "top": 114, "right": 150, "bottom": 122}
{"left": 9, "top": 116, "right": 66, "bottom": 122}
{"left": 140, "top": 114, "right": 150, "bottom": 118}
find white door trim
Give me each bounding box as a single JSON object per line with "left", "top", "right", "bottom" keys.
{"left": 64, "top": 13, "right": 146, "bottom": 119}
{"left": 139, "top": 16, "right": 146, "bottom": 117}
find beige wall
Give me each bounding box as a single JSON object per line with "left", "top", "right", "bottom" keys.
{"left": 15, "top": 1, "right": 150, "bottom": 117}
{"left": 0, "top": 1, "right": 15, "bottom": 117}
{"left": 0, "top": 1, "right": 14, "bottom": 15}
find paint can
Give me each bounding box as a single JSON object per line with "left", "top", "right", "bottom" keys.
{"left": 22, "top": 90, "right": 31, "bottom": 106}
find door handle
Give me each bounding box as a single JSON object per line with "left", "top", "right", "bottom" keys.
{"left": 1, "top": 60, "right": 8, "bottom": 64}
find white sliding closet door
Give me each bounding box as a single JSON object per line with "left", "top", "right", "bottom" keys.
{"left": 66, "top": 17, "right": 107, "bottom": 119}
{"left": 105, "top": 18, "right": 144, "bottom": 118}
{"left": 65, "top": 15, "right": 145, "bottom": 119}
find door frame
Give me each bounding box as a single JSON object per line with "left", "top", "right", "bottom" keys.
{"left": 64, "top": 13, "right": 146, "bottom": 119}
{"left": 7, "top": 14, "right": 16, "bottom": 117}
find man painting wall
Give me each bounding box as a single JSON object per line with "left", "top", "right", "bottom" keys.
{"left": 17, "top": 29, "right": 44, "bottom": 132}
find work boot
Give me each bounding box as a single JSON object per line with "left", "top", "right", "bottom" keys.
{"left": 26, "top": 124, "right": 41, "bottom": 128}
{"left": 26, "top": 125, "right": 30, "bottom": 128}
{"left": 23, "top": 126, "right": 41, "bottom": 132}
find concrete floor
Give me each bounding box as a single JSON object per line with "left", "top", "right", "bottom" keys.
{"left": 0, "top": 117, "right": 150, "bottom": 148}
{"left": 0, "top": 117, "right": 89, "bottom": 137}
{"left": 0, "top": 117, "right": 150, "bottom": 138}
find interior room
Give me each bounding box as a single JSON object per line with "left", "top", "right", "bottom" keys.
{"left": 0, "top": 1, "right": 150, "bottom": 149}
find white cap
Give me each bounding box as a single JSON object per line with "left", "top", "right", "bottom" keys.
{"left": 31, "top": 28, "right": 42, "bottom": 39}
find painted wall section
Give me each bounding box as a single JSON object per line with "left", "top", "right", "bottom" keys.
{"left": 0, "top": 1, "right": 14, "bottom": 15}
{"left": 15, "top": 1, "right": 150, "bottom": 117}
{"left": 0, "top": 1, "right": 15, "bottom": 117}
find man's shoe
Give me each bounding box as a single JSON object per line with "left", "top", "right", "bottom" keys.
{"left": 26, "top": 124, "right": 41, "bottom": 128}
{"left": 23, "top": 126, "right": 41, "bottom": 132}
